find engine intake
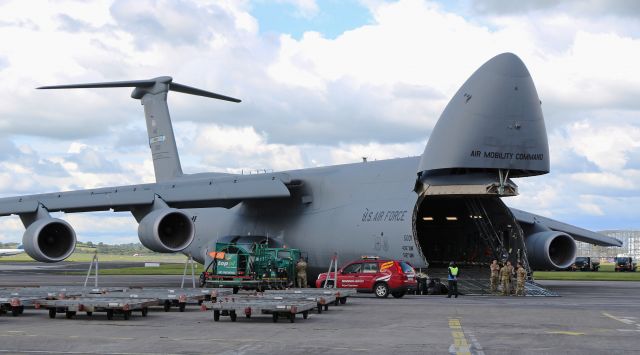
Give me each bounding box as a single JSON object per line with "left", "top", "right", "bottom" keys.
{"left": 525, "top": 231, "right": 576, "bottom": 270}
{"left": 22, "top": 218, "right": 76, "bottom": 263}
{"left": 138, "top": 209, "right": 194, "bottom": 253}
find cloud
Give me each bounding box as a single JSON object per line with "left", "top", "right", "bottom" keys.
{"left": 0, "top": 0, "right": 639, "bottom": 242}
{"left": 472, "top": 0, "right": 640, "bottom": 18}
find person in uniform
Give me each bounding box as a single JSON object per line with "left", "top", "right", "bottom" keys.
{"left": 500, "top": 261, "right": 513, "bottom": 296}
{"left": 446, "top": 261, "right": 459, "bottom": 298}
{"left": 515, "top": 262, "right": 527, "bottom": 296}
{"left": 295, "top": 257, "right": 308, "bottom": 288}
{"left": 489, "top": 259, "right": 500, "bottom": 293}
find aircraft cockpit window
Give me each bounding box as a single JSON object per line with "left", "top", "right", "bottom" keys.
{"left": 362, "top": 262, "right": 378, "bottom": 273}
{"left": 342, "top": 263, "right": 362, "bottom": 274}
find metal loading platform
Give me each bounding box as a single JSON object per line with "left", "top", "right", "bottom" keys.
{"left": 202, "top": 297, "right": 316, "bottom": 323}
{"left": 425, "top": 266, "right": 558, "bottom": 296}
{"left": 0, "top": 286, "right": 234, "bottom": 318}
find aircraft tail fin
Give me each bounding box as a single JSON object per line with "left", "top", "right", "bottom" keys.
{"left": 38, "top": 77, "right": 241, "bottom": 182}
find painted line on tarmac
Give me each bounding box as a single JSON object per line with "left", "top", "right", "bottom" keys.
{"left": 602, "top": 312, "right": 640, "bottom": 332}
{"left": 448, "top": 318, "right": 484, "bottom": 355}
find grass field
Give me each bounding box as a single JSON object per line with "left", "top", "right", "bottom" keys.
{"left": 66, "top": 263, "right": 203, "bottom": 276}
{"left": 0, "top": 251, "right": 190, "bottom": 263}
{"left": 533, "top": 263, "right": 640, "bottom": 281}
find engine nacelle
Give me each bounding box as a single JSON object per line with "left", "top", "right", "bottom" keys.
{"left": 525, "top": 231, "right": 577, "bottom": 270}
{"left": 22, "top": 218, "right": 76, "bottom": 263}
{"left": 138, "top": 208, "right": 194, "bottom": 253}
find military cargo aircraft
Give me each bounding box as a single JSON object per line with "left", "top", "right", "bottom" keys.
{"left": 0, "top": 53, "right": 622, "bottom": 277}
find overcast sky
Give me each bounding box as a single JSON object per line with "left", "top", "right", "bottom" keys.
{"left": 1, "top": 0, "right": 639, "bottom": 243}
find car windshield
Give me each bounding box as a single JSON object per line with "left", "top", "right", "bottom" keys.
{"left": 616, "top": 257, "right": 630, "bottom": 264}
{"left": 399, "top": 261, "right": 415, "bottom": 273}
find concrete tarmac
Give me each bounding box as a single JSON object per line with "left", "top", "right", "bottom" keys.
{"left": 0, "top": 267, "right": 638, "bottom": 354}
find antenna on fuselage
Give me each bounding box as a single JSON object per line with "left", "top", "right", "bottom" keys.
{"left": 38, "top": 76, "right": 241, "bottom": 182}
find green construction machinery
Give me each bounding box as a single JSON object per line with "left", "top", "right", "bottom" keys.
{"left": 199, "top": 240, "right": 302, "bottom": 293}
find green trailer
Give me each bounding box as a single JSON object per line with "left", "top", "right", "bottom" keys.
{"left": 199, "top": 241, "right": 302, "bottom": 292}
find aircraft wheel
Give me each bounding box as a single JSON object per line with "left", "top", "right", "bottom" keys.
{"left": 230, "top": 311, "right": 237, "bottom": 322}
{"left": 213, "top": 310, "right": 220, "bottom": 321}
{"left": 163, "top": 301, "right": 171, "bottom": 312}
{"left": 179, "top": 303, "right": 186, "bottom": 312}
{"left": 302, "top": 311, "right": 308, "bottom": 319}
{"left": 48, "top": 308, "right": 56, "bottom": 319}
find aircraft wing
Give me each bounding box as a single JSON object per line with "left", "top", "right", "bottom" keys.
{"left": 0, "top": 173, "right": 292, "bottom": 216}
{"left": 510, "top": 208, "right": 622, "bottom": 247}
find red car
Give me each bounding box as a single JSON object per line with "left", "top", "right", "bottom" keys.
{"left": 315, "top": 256, "right": 417, "bottom": 298}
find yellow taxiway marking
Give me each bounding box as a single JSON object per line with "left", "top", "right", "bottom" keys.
{"left": 448, "top": 318, "right": 484, "bottom": 355}
{"left": 545, "top": 331, "right": 584, "bottom": 336}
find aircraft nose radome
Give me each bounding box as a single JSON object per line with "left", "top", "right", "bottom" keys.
{"left": 417, "top": 52, "right": 550, "bottom": 179}
{"left": 478, "top": 52, "right": 531, "bottom": 78}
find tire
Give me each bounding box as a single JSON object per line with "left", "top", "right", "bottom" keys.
{"left": 324, "top": 304, "right": 329, "bottom": 311}
{"left": 11, "top": 306, "right": 20, "bottom": 317}
{"left": 391, "top": 291, "right": 406, "bottom": 299}
{"left": 230, "top": 311, "right": 237, "bottom": 322}
{"left": 339, "top": 297, "right": 347, "bottom": 305}
{"left": 213, "top": 310, "right": 220, "bottom": 322}
{"left": 374, "top": 282, "right": 390, "bottom": 298}
{"left": 179, "top": 303, "right": 186, "bottom": 312}
{"left": 48, "top": 308, "right": 56, "bottom": 319}
{"left": 163, "top": 301, "right": 171, "bottom": 312}
{"left": 18, "top": 306, "right": 24, "bottom": 314}
{"left": 302, "top": 311, "right": 308, "bottom": 319}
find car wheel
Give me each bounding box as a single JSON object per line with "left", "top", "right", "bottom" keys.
{"left": 374, "top": 282, "right": 389, "bottom": 298}
{"left": 391, "top": 291, "right": 405, "bottom": 298}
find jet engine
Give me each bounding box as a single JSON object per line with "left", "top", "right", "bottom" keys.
{"left": 137, "top": 208, "right": 194, "bottom": 253}
{"left": 22, "top": 218, "right": 76, "bottom": 263}
{"left": 525, "top": 231, "right": 577, "bottom": 270}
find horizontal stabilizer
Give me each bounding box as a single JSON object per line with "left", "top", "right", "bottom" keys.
{"left": 38, "top": 79, "right": 156, "bottom": 89}
{"left": 37, "top": 76, "right": 241, "bottom": 102}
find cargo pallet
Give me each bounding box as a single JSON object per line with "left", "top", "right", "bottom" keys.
{"left": 265, "top": 288, "right": 356, "bottom": 306}
{"left": 256, "top": 291, "right": 337, "bottom": 313}
{"left": 202, "top": 297, "right": 316, "bottom": 323}
{"left": 35, "top": 298, "right": 160, "bottom": 320}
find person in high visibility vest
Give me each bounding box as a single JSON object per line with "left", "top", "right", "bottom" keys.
{"left": 447, "top": 261, "right": 459, "bottom": 298}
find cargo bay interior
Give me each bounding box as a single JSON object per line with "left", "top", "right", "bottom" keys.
{"left": 412, "top": 195, "right": 528, "bottom": 270}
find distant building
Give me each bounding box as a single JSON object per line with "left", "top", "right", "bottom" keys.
{"left": 575, "top": 230, "right": 640, "bottom": 260}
